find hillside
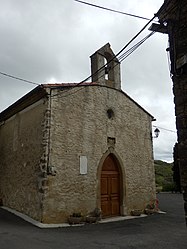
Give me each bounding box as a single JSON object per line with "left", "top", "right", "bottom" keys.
{"left": 154, "top": 160, "right": 175, "bottom": 192}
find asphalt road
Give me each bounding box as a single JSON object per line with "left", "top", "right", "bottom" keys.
{"left": 0, "top": 193, "right": 187, "bottom": 249}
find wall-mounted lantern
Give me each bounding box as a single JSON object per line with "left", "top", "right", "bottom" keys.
{"left": 154, "top": 128, "right": 160, "bottom": 138}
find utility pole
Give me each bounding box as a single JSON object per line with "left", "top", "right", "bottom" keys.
{"left": 150, "top": 0, "right": 187, "bottom": 225}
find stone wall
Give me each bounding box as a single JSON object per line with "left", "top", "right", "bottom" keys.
{"left": 42, "top": 85, "right": 155, "bottom": 223}
{"left": 0, "top": 99, "right": 47, "bottom": 221}
{"left": 157, "top": 0, "right": 187, "bottom": 225}
{"left": 172, "top": 3, "right": 187, "bottom": 223}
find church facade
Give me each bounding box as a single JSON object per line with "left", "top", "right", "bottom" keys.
{"left": 0, "top": 44, "right": 156, "bottom": 223}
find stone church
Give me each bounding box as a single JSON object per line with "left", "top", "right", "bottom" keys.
{"left": 0, "top": 43, "right": 156, "bottom": 224}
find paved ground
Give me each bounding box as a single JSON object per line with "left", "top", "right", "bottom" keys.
{"left": 0, "top": 193, "right": 187, "bottom": 249}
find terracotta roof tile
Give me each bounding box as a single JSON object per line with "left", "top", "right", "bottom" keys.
{"left": 41, "top": 82, "right": 98, "bottom": 88}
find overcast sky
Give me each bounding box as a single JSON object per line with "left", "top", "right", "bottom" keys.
{"left": 0, "top": 0, "right": 177, "bottom": 162}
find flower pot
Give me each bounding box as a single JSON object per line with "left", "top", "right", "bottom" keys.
{"left": 68, "top": 216, "right": 82, "bottom": 225}
{"left": 86, "top": 216, "right": 97, "bottom": 223}
{"left": 144, "top": 208, "right": 155, "bottom": 215}
{"left": 131, "top": 209, "right": 142, "bottom": 216}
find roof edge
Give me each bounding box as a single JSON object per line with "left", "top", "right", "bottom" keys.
{"left": 0, "top": 83, "right": 154, "bottom": 122}
{"left": 0, "top": 85, "right": 47, "bottom": 122}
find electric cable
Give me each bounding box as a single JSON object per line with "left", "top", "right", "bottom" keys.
{"left": 0, "top": 0, "right": 178, "bottom": 91}
{"left": 0, "top": 71, "right": 39, "bottom": 86}
{"left": 0, "top": 30, "right": 153, "bottom": 93}
{"left": 75, "top": 0, "right": 177, "bottom": 82}
{"left": 54, "top": 0, "right": 178, "bottom": 95}
{"left": 51, "top": 15, "right": 156, "bottom": 98}
{"left": 153, "top": 125, "right": 177, "bottom": 133}
{"left": 51, "top": 31, "right": 156, "bottom": 98}
{"left": 92, "top": 32, "right": 155, "bottom": 85}
{"left": 118, "top": 31, "right": 155, "bottom": 62}
{"left": 57, "top": 0, "right": 178, "bottom": 99}
{"left": 74, "top": 0, "right": 151, "bottom": 21}
{"left": 78, "top": 15, "right": 156, "bottom": 85}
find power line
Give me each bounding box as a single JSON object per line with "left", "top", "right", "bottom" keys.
{"left": 0, "top": 1, "right": 177, "bottom": 91}
{"left": 0, "top": 1, "right": 176, "bottom": 98}
{"left": 0, "top": 31, "right": 155, "bottom": 93}
{"left": 74, "top": 0, "right": 177, "bottom": 86}
{"left": 51, "top": 32, "right": 156, "bottom": 99}
{"left": 58, "top": 0, "right": 178, "bottom": 99}
{"left": 118, "top": 31, "right": 155, "bottom": 62}
{"left": 0, "top": 30, "right": 155, "bottom": 99}
{"left": 115, "top": 16, "right": 155, "bottom": 58}
{"left": 89, "top": 32, "right": 156, "bottom": 86}
{"left": 153, "top": 125, "right": 177, "bottom": 133}
{"left": 0, "top": 71, "right": 39, "bottom": 86}
{"left": 74, "top": 0, "right": 151, "bottom": 21}
{"left": 51, "top": 15, "right": 156, "bottom": 98}
{"left": 77, "top": 15, "right": 156, "bottom": 85}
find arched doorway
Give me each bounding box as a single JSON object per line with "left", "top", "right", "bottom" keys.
{"left": 100, "top": 154, "right": 121, "bottom": 217}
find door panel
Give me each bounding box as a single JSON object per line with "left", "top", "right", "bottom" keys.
{"left": 101, "top": 177, "right": 108, "bottom": 195}
{"left": 100, "top": 154, "right": 121, "bottom": 217}
{"left": 111, "top": 176, "right": 119, "bottom": 194}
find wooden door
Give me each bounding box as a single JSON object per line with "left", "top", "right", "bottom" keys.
{"left": 100, "top": 154, "right": 120, "bottom": 217}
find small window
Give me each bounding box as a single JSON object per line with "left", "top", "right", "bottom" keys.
{"left": 107, "top": 108, "right": 114, "bottom": 119}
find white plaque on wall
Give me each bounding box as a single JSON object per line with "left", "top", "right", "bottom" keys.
{"left": 80, "top": 156, "right": 87, "bottom": 175}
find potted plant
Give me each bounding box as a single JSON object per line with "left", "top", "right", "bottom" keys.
{"left": 144, "top": 199, "right": 159, "bottom": 215}
{"left": 68, "top": 212, "right": 83, "bottom": 225}
{"left": 86, "top": 208, "right": 102, "bottom": 223}
{"left": 86, "top": 216, "right": 97, "bottom": 223}
{"left": 130, "top": 209, "right": 142, "bottom": 216}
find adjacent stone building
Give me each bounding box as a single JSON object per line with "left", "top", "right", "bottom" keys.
{"left": 150, "top": 0, "right": 187, "bottom": 225}
{"left": 0, "top": 43, "right": 156, "bottom": 224}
